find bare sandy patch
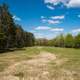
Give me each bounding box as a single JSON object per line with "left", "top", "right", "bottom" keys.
{"left": 55, "top": 58, "right": 68, "bottom": 66}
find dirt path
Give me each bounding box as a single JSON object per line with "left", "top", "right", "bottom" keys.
{"left": 0, "top": 51, "right": 75, "bottom": 80}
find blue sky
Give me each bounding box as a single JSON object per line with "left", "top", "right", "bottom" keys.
{"left": 0, "top": 0, "right": 80, "bottom": 39}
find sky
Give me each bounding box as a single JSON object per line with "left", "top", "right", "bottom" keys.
{"left": 0, "top": 0, "right": 80, "bottom": 39}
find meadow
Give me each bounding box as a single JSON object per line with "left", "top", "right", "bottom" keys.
{"left": 0, "top": 47, "right": 80, "bottom": 80}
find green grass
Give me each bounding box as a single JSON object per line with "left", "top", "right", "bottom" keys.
{"left": 0, "top": 47, "right": 40, "bottom": 72}
{"left": 42, "top": 47, "right": 80, "bottom": 71}
{"left": 41, "top": 47, "right": 80, "bottom": 79}
{"left": 0, "top": 46, "right": 80, "bottom": 79}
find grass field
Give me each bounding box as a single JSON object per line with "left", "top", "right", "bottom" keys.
{"left": 0, "top": 47, "right": 80, "bottom": 80}
{"left": 42, "top": 47, "right": 80, "bottom": 80}
{"left": 42, "top": 47, "right": 80, "bottom": 70}
{"left": 0, "top": 47, "right": 40, "bottom": 72}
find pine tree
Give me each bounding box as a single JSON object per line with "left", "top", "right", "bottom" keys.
{"left": 24, "top": 32, "right": 35, "bottom": 47}
{"left": 0, "top": 5, "right": 7, "bottom": 50}
{"left": 0, "top": 3, "right": 16, "bottom": 48}
{"left": 0, "top": 3, "right": 35, "bottom": 52}
{"left": 15, "top": 25, "right": 25, "bottom": 48}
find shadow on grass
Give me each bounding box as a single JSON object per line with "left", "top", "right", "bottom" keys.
{"left": 0, "top": 48, "right": 26, "bottom": 54}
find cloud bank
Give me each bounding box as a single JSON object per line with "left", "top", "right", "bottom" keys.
{"left": 35, "top": 26, "right": 64, "bottom": 32}
{"left": 35, "top": 26, "right": 51, "bottom": 30}
{"left": 72, "top": 28, "right": 80, "bottom": 33}
{"left": 41, "top": 15, "right": 64, "bottom": 24}
{"left": 44, "top": 0, "right": 80, "bottom": 10}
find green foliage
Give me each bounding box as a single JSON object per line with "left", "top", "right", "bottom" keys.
{"left": 24, "top": 32, "right": 35, "bottom": 47}
{"left": 0, "top": 33, "right": 6, "bottom": 50}
{"left": 53, "top": 34, "right": 64, "bottom": 47}
{"left": 74, "top": 33, "right": 80, "bottom": 48}
{"left": 36, "top": 33, "right": 80, "bottom": 48}
{"left": 64, "top": 34, "right": 74, "bottom": 48}
{"left": 35, "top": 38, "right": 48, "bottom": 46}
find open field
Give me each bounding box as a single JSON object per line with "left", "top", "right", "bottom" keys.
{"left": 0, "top": 47, "right": 40, "bottom": 72}
{"left": 0, "top": 47, "right": 80, "bottom": 80}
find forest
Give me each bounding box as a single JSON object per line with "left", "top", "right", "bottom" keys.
{"left": 36, "top": 33, "right": 80, "bottom": 48}
{"left": 0, "top": 3, "right": 35, "bottom": 52}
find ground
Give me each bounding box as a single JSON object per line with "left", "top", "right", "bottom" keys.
{"left": 0, "top": 47, "right": 80, "bottom": 80}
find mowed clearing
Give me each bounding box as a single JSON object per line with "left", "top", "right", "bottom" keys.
{"left": 0, "top": 47, "right": 80, "bottom": 80}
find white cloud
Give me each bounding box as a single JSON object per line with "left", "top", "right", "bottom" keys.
{"left": 35, "top": 26, "right": 51, "bottom": 30}
{"left": 44, "top": 0, "right": 59, "bottom": 4}
{"left": 46, "top": 5, "right": 55, "bottom": 10}
{"left": 50, "top": 28, "right": 64, "bottom": 32}
{"left": 13, "top": 15, "right": 21, "bottom": 21}
{"left": 44, "top": 0, "right": 59, "bottom": 10}
{"left": 72, "top": 28, "right": 80, "bottom": 33}
{"left": 78, "top": 15, "right": 80, "bottom": 18}
{"left": 67, "top": 0, "right": 80, "bottom": 8}
{"left": 34, "top": 33, "right": 53, "bottom": 39}
{"left": 34, "top": 33, "right": 44, "bottom": 39}
{"left": 41, "top": 16, "right": 45, "bottom": 19}
{"left": 44, "top": 0, "right": 67, "bottom": 9}
{"left": 44, "top": 0, "right": 80, "bottom": 8}
{"left": 41, "top": 15, "right": 62, "bottom": 24}
{"left": 35, "top": 26, "right": 64, "bottom": 32}
{"left": 48, "top": 20, "right": 60, "bottom": 24}
{"left": 51, "top": 15, "right": 65, "bottom": 19}
{"left": 42, "top": 19, "right": 47, "bottom": 23}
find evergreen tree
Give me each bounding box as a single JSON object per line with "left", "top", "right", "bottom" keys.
{"left": 0, "top": 3, "right": 16, "bottom": 48}
{"left": 24, "top": 32, "right": 35, "bottom": 47}
{"left": 15, "top": 25, "right": 25, "bottom": 48}
{"left": 0, "top": 5, "right": 7, "bottom": 50}
{"left": 0, "top": 3, "right": 35, "bottom": 52}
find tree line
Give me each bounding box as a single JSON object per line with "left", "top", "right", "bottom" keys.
{"left": 0, "top": 3, "right": 35, "bottom": 52}
{"left": 36, "top": 33, "right": 80, "bottom": 48}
